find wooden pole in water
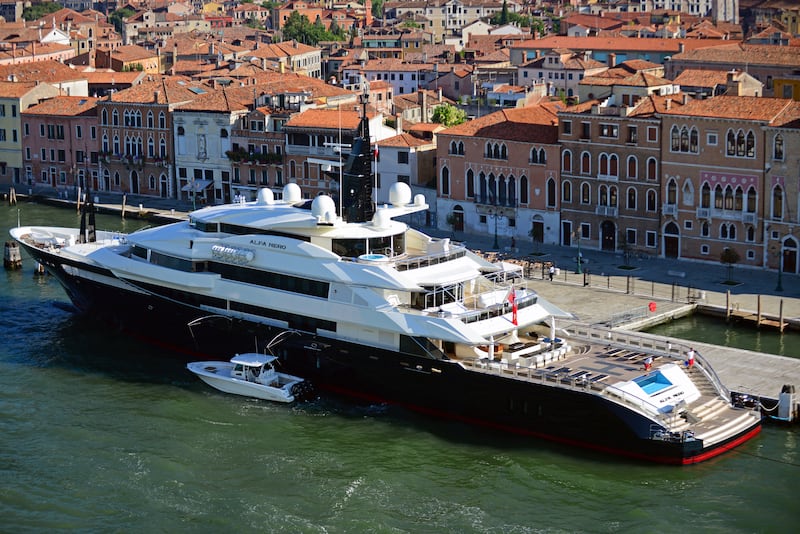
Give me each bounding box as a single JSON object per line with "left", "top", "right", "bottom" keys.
{"left": 757, "top": 294, "right": 762, "bottom": 327}
{"left": 8, "top": 187, "right": 16, "bottom": 205}
{"left": 121, "top": 194, "right": 127, "bottom": 219}
{"left": 76, "top": 186, "right": 82, "bottom": 213}
{"left": 726, "top": 290, "right": 731, "bottom": 321}
{"left": 780, "top": 299, "right": 785, "bottom": 333}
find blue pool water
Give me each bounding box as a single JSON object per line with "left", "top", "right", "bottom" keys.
{"left": 635, "top": 372, "right": 673, "bottom": 395}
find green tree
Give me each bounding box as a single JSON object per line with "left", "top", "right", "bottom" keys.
{"left": 431, "top": 104, "right": 467, "bottom": 127}
{"left": 109, "top": 8, "right": 136, "bottom": 34}
{"left": 499, "top": 0, "right": 509, "bottom": 25}
{"left": 22, "top": 1, "right": 61, "bottom": 21}
{"left": 371, "top": 0, "right": 384, "bottom": 18}
{"left": 720, "top": 247, "right": 741, "bottom": 283}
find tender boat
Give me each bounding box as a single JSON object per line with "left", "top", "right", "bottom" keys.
{"left": 9, "top": 100, "right": 761, "bottom": 464}
{"left": 187, "top": 352, "right": 309, "bottom": 403}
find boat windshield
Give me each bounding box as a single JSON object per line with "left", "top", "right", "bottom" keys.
{"left": 332, "top": 232, "right": 405, "bottom": 259}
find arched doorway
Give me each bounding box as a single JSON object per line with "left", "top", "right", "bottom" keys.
{"left": 531, "top": 215, "right": 544, "bottom": 252}
{"left": 783, "top": 237, "right": 798, "bottom": 274}
{"left": 160, "top": 174, "right": 169, "bottom": 198}
{"left": 601, "top": 220, "right": 616, "bottom": 251}
{"left": 664, "top": 222, "right": 680, "bottom": 258}
{"left": 451, "top": 204, "right": 464, "bottom": 232}
{"left": 130, "top": 171, "right": 140, "bottom": 194}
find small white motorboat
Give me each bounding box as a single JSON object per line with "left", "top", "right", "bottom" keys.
{"left": 187, "top": 353, "right": 310, "bottom": 403}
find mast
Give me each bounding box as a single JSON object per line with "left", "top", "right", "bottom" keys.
{"left": 341, "top": 83, "right": 375, "bottom": 223}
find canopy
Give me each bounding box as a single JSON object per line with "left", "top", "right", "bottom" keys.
{"left": 181, "top": 179, "right": 213, "bottom": 192}
{"left": 230, "top": 353, "right": 277, "bottom": 367}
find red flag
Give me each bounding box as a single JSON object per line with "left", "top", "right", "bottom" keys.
{"left": 508, "top": 290, "right": 518, "bottom": 326}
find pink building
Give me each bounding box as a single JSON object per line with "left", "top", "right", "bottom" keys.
{"left": 21, "top": 96, "right": 100, "bottom": 193}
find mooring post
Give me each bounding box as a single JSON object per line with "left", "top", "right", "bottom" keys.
{"left": 780, "top": 300, "right": 784, "bottom": 333}
{"left": 726, "top": 290, "right": 731, "bottom": 321}
{"left": 757, "top": 294, "right": 762, "bottom": 327}
{"left": 121, "top": 194, "right": 127, "bottom": 219}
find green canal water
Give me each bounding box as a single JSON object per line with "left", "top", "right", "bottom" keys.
{"left": 2, "top": 202, "right": 799, "bottom": 532}
{"left": 646, "top": 313, "right": 798, "bottom": 358}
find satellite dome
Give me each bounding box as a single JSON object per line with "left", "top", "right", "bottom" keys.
{"left": 283, "top": 183, "right": 302, "bottom": 203}
{"left": 389, "top": 182, "right": 412, "bottom": 206}
{"left": 312, "top": 194, "right": 336, "bottom": 218}
{"left": 256, "top": 188, "right": 274, "bottom": 205}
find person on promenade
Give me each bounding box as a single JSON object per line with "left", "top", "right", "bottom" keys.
{"left": 686, "top": 348, "right": 696, "bottom": 368}
{"left": 644, "top": 355, "right": 653, "bottom": 371}
{"left": 549, "top": 264, "right": 555, "bottom": 281}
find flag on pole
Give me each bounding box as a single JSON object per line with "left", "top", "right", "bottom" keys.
{"left": 508, "top": 289, "right": 518, "bottom": 326}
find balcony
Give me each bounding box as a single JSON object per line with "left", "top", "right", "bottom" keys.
{"left": 474, "top": 193, "right": 517, "bottom": 209}
{"left": 662, "top": 204, "right": 677, "bottom": 216}
{"left": 225, "top": 149, "right": 283, "bottom": 165}
{"left": 594, "top": 205, "right": 618, "bottom": 217}
{"left": 696, "top": 208, "right": 710, "bottom": 219}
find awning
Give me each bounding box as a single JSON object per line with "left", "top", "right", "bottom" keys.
{"left": 181, "top": 179, "right": 213, "bottom": 192}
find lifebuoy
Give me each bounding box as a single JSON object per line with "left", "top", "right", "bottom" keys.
{"left": 648, "top": 302, "right": 657, "bottom": 312}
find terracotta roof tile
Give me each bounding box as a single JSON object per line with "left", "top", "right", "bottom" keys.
{"left": 442, "top": 102, "right": 562, "bottom": 143}
{"left": 22, "top": 95, "right": 100, "bottom": 116}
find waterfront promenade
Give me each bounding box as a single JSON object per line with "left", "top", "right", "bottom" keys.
{"left": 6, "top": 186, "right": 800, "bottom": 411}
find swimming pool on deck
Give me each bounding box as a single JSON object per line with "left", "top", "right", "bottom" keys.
{"left": 635, "top": 371, "right": 673, "bottom": 396}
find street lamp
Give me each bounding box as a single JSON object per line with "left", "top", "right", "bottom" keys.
{"left": 774, "top": 243, "right": 784, "bottom": 292}
{"left": 489, "top": 209, "right": 500, "bottom": 250}
{"left": 574, "top": 231, "right": 583, "bottom": 274}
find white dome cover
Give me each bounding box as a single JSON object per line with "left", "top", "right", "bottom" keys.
{"left": 255, "top": 188, "right": 274, "bottom": 205}
{"left": 312, "top": 194, "right": 337, "bottom": 218}
{"left": 283, "top": 183, "right": 302, "bottom": 203}
{"left": 389, "top": 182, "right": 412, "bottom": 207}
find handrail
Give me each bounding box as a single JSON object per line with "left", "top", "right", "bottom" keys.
{"left": 457, "top": 356, "right": 684, "bottom": 429}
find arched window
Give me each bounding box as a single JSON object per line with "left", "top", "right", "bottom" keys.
{"left": 726, "top": 130, "right": 736, "bottom": 155}
{"left": 671, "top": 126, "right": 680, "bottom": 151}
{"left": 774, "top": 134, "right": 784, "bottom": 160}
{"left": 714, "top": 184, "right": 724, "bottom": 209}
{"left": 158, "top": 112, "right": 166, "bottom": 129}
{"left": 498, "top": 174, "right": 507, "bottom": 205}
{"left": 507, "top": 175, "right": 516, "bottom": 205}
{"left": 701, "top": 183, "right": 711, "bottom": 208}
{"left": 303, "top": 161, "right": 309, "bottom": 179}
{"left": 134, "top": 110, "right": 142, "bottom": 127}
{"left": 747, "top": 226, "right": 755, "bottom": 241}
{"left": 290, "top": 160, "right": 296, "bottom": 178}
{"left": 520, "top": 175, "right": 529, "bottom": 204}
{"left": 538, "top": 148, "right": 546, "bottom": 165}
{"left": 466, "top": 169, "right": 474, "bottom": 198}
{"left": 690, "top": 128, "right": 698, "bottom": 153}
{"left": 701, "top": 221, "right": 709, "bottom": 237}
{"left": 646, "top": 158, "right": 657, "bottom": 180}
{"left": 220, "top": 129, "right": 228, "bottom": 138}
{"left": 479, "top": 172, "right": 487, "bottom": 201}
{"left": 102, "top": 134, "right": 109, "bottom": 153}
{"left": 609, "top": 186, "right": 617, "bottom": 207}
{"left": 773, "top": 185, "right": 784, "bottom": 219}
{"left": 546, "top": 177, "right": 556, "bottom": 207}
{"left": 441, "top": 166, "right": 450, "bottom": 195}
{"left": 562, "top": 151, "right": 572, "bottom": 173}
{"left": 646, "top": 190, "right": 657, "bottom": 211}
{"left": 723, "top": 185, "right": 733, "bottom": 210}
{"left": 734, "top": 187, "right": 743, "bottom": 211}
{"left": 627, "top": 187, "right": 636, "bottom": 210}
{"left": 581, "top": 152, "right": 591, "bottom": 174}
{"left": 530, "top": 147, "right": 538, "bottom": 164}
{"left": 736, "top": 130, "right": 745, "bottom": 156}
{"left": 488, "top": 173, "right": 496, "bottom": 204}
{"left": 562, "top": 181, "right": 572, "bottom": 203}
{"left": 599, "top": 185, "right": 608, "bottom": 206}
{"left": 627, "top": 156, "right": 637, "bottom": 179}
{"left": 159, "top": 138, "right": 167, "bottom": 158}
{"left": 113, "top": 135, "right": 120, "bottom": 154}
{"left": 746, "top": 186, "right": 756, "bottom": 212}
{"left": 500, "top": 144, "right": 507, "bottom": 160}
{"left": 599, "top": 153, "right": 609, "bottom": 176}
{"left": 609, "top": 154, "right": 618, "bottom": 177}
{"left": 147, "top": 111, "right": 154, "bottom": 129}
{"left": 581, "top": 183, "right": 590, "bottom": 204}
{"left": 746, "top": 131, "right": 755, "bottom": 157}
{"left": 493, "top": 144, "right": 500, "bottom": 159}
{"left": 112, "top": 110, "right": 119, "bottom": 126}
{"left": 101, "top": 109, "right": 108, "bottom": 125}
{"left": 458, "top": 141, "right": 464, "bottom": 155}
{"left": 148, "top": 137, "right": 155, "bottom": 157}
{"left": 680, "top": 126, "right": 689, "bottom": 152}
{"left": 720, "top": 224, "right": 728, "bottom": 239}
{"left": 667, "top": 179, "right": 677, "bottom": 204}
{"left": 450, "top": 141, "right": 457, "bottom": 154}
{"left": 149, "top": 174, "right": 156, "bottom": 189}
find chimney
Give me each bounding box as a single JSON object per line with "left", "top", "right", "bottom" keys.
{"left": 682, "top": 93, "right": 689, "bottom": 105}
{"left": 438, "top": 87, "right": 442, "bottom": 102}
{"left": 154, "top": 90, "right": 160, "bottom": 103}
{"left": 679, "top": 42, "right": 685, "bottom": 53}
{"left": 665, "top": 98, "right": 671, "bottom": 110}
{"left": 608, "top": 53, "right": 616, "bottom": 67}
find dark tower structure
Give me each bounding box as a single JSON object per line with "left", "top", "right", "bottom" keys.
{"left": 341, "top": 87, "right": 375, "bottom": 223}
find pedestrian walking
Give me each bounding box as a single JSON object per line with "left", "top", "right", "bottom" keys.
{"left": 686, "top": 348, "right": 696, "bottom": 368}
{"left": 548, "top": 264, "right": 555, "bottom": 281}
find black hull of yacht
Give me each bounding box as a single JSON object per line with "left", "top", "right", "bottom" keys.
{"left": 20, "top": 243, "right": 761, "bottom": 465}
